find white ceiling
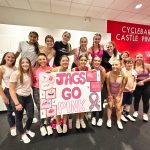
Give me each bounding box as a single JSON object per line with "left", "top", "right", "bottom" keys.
{"left": 0, "top": 0, "right": 150, "bottom": 25}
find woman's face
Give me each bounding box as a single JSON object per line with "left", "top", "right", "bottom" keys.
{"left": 79, "top": 56, "right": 87, "bottom": 68}
{"left": 92, "top": 57, "right": 101, "bottom": 69}
{"left": 93, "top": 35, "right": 101, "bottom": 45}
{"left": 125, "top": 62, "right": 133, "bottom": 70}
{"left": 45, "top": 38, "right": 54, "bottom": 48}
{"left": 28, "top": 33, "right": 38, "bottom": 44}
{"left": 107, "top": 43, "right": 114, "bottom": 54}
{"left": 21, "top": 58, "right": 30, "bottom": 72}
{"left": 121, "top": 52, "right": 129, "bottom": 60}
{"left": 80, "top": 38, "right": 88, "bottom": 49}
{"left": 5, "top": 53, "right": 15, "bottom": 66}
{"left": 62, "top": 32, "right": 71, "bottom": 44}
{"left": 135, "top": 54, "right": 143, "bottom": 62}
{"left": 38, "top": 55, "right": 47, "bottom": 67}
{"left": 112, "top": 60, "right": 121, "bottom": 72}
{"left": 60, "top": 57, "right": 69, "bottom": 69}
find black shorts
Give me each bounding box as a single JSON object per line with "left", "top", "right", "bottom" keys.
{"left": 122, "top": 92, "right": 133, "bottom": 105}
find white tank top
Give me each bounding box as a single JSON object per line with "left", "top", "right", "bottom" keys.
{"left": 2, "top": 65, "right": 16, "bottom": 88}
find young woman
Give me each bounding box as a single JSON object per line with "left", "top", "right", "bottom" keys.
{"left": 106, "top": 60, "right": 127, "bottom": 129}
{"left": 71, "top": 37, "right": 89, "bottom": 68}
{"left": 0, "top": 52, "right": 16, "bottom": 136}
{"left": 106, "top": 41, "right": 120, "bottom": 65}
{"left": 72, "top": 54, "right": 89, "bottom": 129}
{"left": 88, "top": 33, "right": 104, "bottom": 60}
{"left": 39, "top": 35, "right": 56, "bottom": 67}
{"left": 52, "top": 55, "right": 70, "bottom": 134}
{"left": 91, "top": 56, "right": 106, "bottom": 126}
{"left": 120, "top": 51, "right": 130, "bottom": 67}
{"left": 15, "top": 31, "right": 39, "bottom": 66}
{"left": 133, "top": 53, "right": 150, "bottom": 121}
{"left": 54, "top": 31, "right": 71, "bottom": 66}
{"left": 9, "top": 58, "right": 35, "bottom": 143}
{"left": 121, "top": 58, "right": 136, "bottom": 122}
{"left": 32, "top": 53, "right": 53, "bottom": 136}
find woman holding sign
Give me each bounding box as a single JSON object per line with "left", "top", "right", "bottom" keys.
{"left": 52, "top": 55, "right": 70, "bottom": 134}
{"left": 106, "top": 60, "right": 127, "bottom": 130}
{"left": 72, "top": 54, "right": 89, "bottom": 129}
{"left": 32, "top": 53, "right": 53, "bottom": 136}
{"left": 91, "top": 56, "right": 106, "bottom": 127}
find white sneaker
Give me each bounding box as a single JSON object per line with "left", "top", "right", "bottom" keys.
{"left": 133, "top": 111, "right": 138, "bottom": 118}
{"left": 80, "top": 119, "right": 86, "bottom": 128}
{"left": 46, "top": 126, "right": 53, "bottom": 135}
{"left": 91, "top": 117, "right": 96, "bottom": 126}
{"left": 32, "top": 117, "right": 38, "bottom": 124}
{"left": 87, "top": 113, "right": 91, "bottom": 120}
{"left": 21, "top": 133, "right": 31, "bottom": 144}
{"left": 40, "top": 126, "right": 47, "bottom": 136}
{"left": 121, "top": 115, "right": 128, "bottom": 122}
{"left": 26, "top": 130, "right": 35, "bottom": 138}
{"left": 76, "top": 119, "right": 80, "bottom": 129}
{"left": 143, "top": 114, "right": 149, "bottom": 121}
{"left": 10, "top": 127, "right": 17, "bottom": 136}
{"left": 106, "top": 120, "right": 112, "bottom": 128}
{"left": 63, "top": 124, "right": 68, "bottom": 133}
{"left": 117, "top": 121, "right": 123, "bottom": 130}
{"left": 126, "top": 115, "right": 136, "bottom": 122}
{"left": 97, "top": 118, "right": 103, "bottom": 127}
{"left": 56, "top": 125, "right": 63, "bottom": 134}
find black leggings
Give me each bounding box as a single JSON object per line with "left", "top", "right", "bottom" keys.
{"left": 92, "top": 83, "right": 107, "bottom": 119}
{"left": 134, "top": 82, "right": 150, "bottom": 114}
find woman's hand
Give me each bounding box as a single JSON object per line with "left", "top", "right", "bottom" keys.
{"left": 137, "top": 81, "right": 144, "bottom": 86}
{"left": 3, "top": 97, "right": 9, "bottom": 105}
{"left": 15, "top": 104, "right": 23, "bottom": 111}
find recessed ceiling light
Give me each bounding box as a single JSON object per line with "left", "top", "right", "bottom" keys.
{"left": 135, "top": 3, "right": 143, "bottom": 9}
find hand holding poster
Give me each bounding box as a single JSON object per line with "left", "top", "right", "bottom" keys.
{"left": 39, "top": 71, "right": 101, "bottom": 119}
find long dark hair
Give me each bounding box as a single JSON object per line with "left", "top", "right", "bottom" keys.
{"left": 109, "top": 41, "right": 118, "bottom": 57}
{"left": 0, "top": 52, "right": 16, "bottom": 66}
{"left": 18, "top": 57, "right": 33, "bottom": 84}
{"left": 29, "top": 31, "right": 39, "bottom": 54}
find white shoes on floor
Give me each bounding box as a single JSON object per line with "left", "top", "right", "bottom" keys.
{"left": 10, "top": 127, "right": 17, "bottom": 136}
{"left": 76, "top": 119, "right": 86, "bottom": 129}
{"left": 143, "top": 114, "right": 149, "bottom": 121}
{"left": 91, "top": 117, "right": 103, "bottom": 127}
{"left": 133, "top": 111, "right": 138, "bottom": 118}
{"left": 21, "top": 133, "right": 31, "bottom": 144}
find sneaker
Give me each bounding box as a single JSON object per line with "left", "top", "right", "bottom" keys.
{"left": 32, "top": 117, "right": 38, "bottom": 124}
{"left": 87, "top": 113, "right": 91, "bottom": 120}
{"left": 133, "top": 111, "right": 138, "bottom": 118}
{"left": 76, "top": 119, "right": 80, "bottom": 129}
{"left": 121, "top": 115, "right": 128, "bottom": 122}
{"left": 40, "top": 126, "right": 47, "bottom": 136}
{"left": 91, "top": 117, "right": 96, "bottom": 126}
{"left": 26, "top": 130, "right": 35, "bottom": 138}
{"left": 10, "top": 127, "right": 17, "bottom": 136}
{"left": 46, "top": 126, "right": 53, "bottom": 135}
{"left": 21, "top": 133, "right": 31, "bottom": 144}
{"left": 143, "top": 114, "right": 149, "bottom": 122}
{"left": 117, "top": 121, "right": 123, "bottom": 130}
{"left": 126, "top": 115, "right": 136, "bottom": 122}
{"left": 56, "top": 125, "right": 63, "bottom": 134}
{"left": 97, "top": 118, "right": 103, "bottom": 127}
{"left": 63, "top": 124, "right": 68, "bottom": 133}
{"left": 80, "top": 119, "right": 86, "bottom": 128}
{"left": 106, "top": 120, "right": 112, "bottom": 128}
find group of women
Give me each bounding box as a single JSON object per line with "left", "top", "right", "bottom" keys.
{"left": 0, "top": 31, "right": 150, "bottom": 144}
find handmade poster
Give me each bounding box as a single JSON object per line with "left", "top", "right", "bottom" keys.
{"left": 39, "top": 71, "right": 101, "bottom": 119}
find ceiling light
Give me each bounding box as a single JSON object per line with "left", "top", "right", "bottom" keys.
{"left": 135, "top": 3, "right": 143, "bottom": 9}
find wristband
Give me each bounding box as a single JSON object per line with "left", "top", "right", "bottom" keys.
{"left": 15, "top": 103, "right": 20, "bottom": 106}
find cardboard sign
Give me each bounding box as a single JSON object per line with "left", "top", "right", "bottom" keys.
{"left": 39, "top": 71, "right": 101, "bottom": 118}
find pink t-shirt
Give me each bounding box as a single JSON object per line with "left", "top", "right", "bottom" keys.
{"left": 9, "top": 70, "right": 32, "bottom": 96}
{"left": 33, "top": 66, "right": 51, "bottom": 88}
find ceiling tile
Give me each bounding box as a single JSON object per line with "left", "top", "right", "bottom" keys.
{"left": 51, "top": 0, "right": 71, "bottom": 15}
{"left": 0, "top": 0, "right": 9, "bottom": 7}
{"left": 115, "top": 12, "right": 136, "bottom": 20}
{"left": 72, "top": 0, "right": 93, "bottom": 5}
{"left": 92, "top": 0, "right": 115, "bottom": 8}
{"left": 29, "top": 0, "right": 50, "bottom": 12}
{"left": 70, "top": 3, "right": 89, "bottom": 16}
{"left": 6, "top": 0, "right": 30, "bottom": 10}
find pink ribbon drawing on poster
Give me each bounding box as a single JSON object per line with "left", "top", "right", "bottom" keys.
{"left": 89, "top": 92, "right": 100, "bottom": 111}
